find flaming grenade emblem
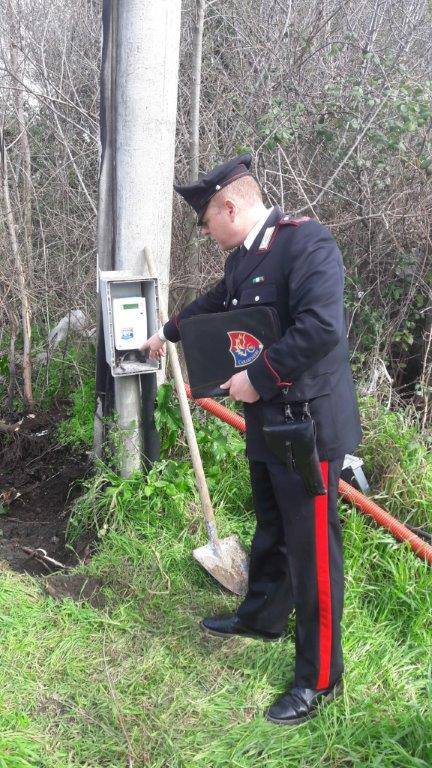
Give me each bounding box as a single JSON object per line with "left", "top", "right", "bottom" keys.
{"left": 227, "top": 331, "right": 264, "bottom": 367}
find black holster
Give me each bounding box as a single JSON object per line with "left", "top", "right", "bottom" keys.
{"left": 263, "top": 397, "right": 327, "bottom": 497}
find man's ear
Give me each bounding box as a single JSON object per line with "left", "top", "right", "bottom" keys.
{"left": 224, "top": 198, "right": 236, "bottom": 219}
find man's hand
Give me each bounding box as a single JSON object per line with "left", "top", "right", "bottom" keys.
{"left": 220, "top": 370, "right": 260, "bottom": 403}
{"left": 139, "top": 332, "right": 166, "bottom": 362}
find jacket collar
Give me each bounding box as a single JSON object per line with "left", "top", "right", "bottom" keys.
{"left": 230, "top": 205, "right": 283, "bottom": 294}
{"left": 244, "top": 206, "right": 274, "bottom": 250}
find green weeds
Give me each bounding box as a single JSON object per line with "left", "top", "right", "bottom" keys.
{"left": 57, "top": 378, "right": 95, "bottom": 450}
{"left": 359, "top": 396, "right": 432, "bottom": 528}
{"left": 66, "top": 458, "right": 196, "bottom": 544}
{"left": 32, "top": 341, "right": 95, "bottom": 413}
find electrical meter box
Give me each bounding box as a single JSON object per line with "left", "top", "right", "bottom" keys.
{"left": 99, "top": 270, "right": 160, "bottom": 377}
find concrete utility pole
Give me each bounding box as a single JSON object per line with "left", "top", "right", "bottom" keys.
{"left": 111, "top": 0, "right": 181, "bottom": 475}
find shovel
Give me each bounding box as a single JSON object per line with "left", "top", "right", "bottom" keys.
{"left": 144, "top": 247, "right": 249, "bottom": 596}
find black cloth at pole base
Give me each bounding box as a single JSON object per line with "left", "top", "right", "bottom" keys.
{"left": 140, "top": 373, "right": 161, "bottom": 468}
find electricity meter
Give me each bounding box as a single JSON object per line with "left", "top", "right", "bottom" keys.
{"left": 99, "top": 270, "right": 159, "bottom": 377}
{"left": 112, "top": 297, "right": 147, "bottom": 350}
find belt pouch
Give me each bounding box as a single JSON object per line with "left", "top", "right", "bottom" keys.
{"left": 263, "top": 400, "right": 326, "bottom": 496}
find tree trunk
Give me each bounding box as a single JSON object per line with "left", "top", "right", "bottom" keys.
{"left": 0, "top": 136, "right": 33, "bottom": 409}
{"left": 184, "top": 0, "right": 205, "bottom": 306}
{"left": 9, "top": 40, "right": 33, "bottom": 281}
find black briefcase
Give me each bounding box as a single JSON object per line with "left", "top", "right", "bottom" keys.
{"left": 179, "top": 307, "right": 281, "bottom": 398}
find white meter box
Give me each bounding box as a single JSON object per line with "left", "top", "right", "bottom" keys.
{"left": 99, "top": 270, "right": 159, "bottom": 377}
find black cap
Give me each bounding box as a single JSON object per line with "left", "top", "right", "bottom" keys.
{"left": 174, "top": 153, "right": 253, "bottom": 224}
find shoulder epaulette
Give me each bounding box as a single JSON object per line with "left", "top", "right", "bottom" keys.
{"left": 257, "top": 216, "right": 312, "bottom": 253}
{"left": 279, "top": 215, "right": 311, "bottom": 227}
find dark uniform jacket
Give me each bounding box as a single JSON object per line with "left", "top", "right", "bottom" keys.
{"left": 164, "top": 206, "right": 362, "bottom": 462}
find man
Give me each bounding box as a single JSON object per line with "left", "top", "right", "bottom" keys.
{"left": 141, "top": 153, "right": 362, "bottom": 725}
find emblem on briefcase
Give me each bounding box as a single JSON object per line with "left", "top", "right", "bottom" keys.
{"left": 227, "top": 331, "right": 263, "bottom": 367}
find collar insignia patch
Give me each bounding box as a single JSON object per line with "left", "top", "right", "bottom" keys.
{"left": 258, "top": 226, "right": 275, "bottom": 251}
{"left": 228, "top": 331, "right": 263, "bottom": 367}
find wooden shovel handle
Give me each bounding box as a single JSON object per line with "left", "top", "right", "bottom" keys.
{"left": 143, "top": 247, "right": 221, "bottom": 554}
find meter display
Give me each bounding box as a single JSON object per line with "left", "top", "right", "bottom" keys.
{"left": 113, "top": 297, "right": 147, "bottom": 350}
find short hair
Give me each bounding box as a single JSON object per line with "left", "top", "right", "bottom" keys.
{"left": 213, "top": 175, "right": 263, "bottom": 208}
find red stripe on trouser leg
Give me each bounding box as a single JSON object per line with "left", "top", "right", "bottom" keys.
{"left": 315, "top": 460, "right": 332, "bottom": 690}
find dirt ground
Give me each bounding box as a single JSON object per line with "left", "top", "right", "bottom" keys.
{"left": 0, "top": 406, "right": 91, "bottom": 577}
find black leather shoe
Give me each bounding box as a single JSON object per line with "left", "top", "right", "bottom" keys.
{"left": 266, "top": 679, "right": 343, "bottom": 725}
{"left": 200, "top": 613, "right": 282, "bottom": 642}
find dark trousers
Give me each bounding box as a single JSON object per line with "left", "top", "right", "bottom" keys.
{"left": 237, "top": 457, "right": 345, "bottom": 689}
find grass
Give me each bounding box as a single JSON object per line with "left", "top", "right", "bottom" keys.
{"left": 0, "top": 511, "right": 430, "bottom": 767}
{"left": 358, "top": 396, "right": 431, "bottom": 528}
{"left": 0, "top": 388, "right": 431, "bottom": 767}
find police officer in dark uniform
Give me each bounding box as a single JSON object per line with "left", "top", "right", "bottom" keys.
{"left": 142, "top": 153, "right": 362, "bottom": 725}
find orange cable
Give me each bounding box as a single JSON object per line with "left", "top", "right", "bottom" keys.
{"left": 184, "top": 383, "right": 432, "bottom": 565}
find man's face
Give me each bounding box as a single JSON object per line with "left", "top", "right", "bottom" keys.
{"left": 199, "top": 198, "right": 241, "bottom": 251}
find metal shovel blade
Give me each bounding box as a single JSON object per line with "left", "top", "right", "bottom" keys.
{"left": 193, "top": 534, "right": 249, "bottom": 596}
